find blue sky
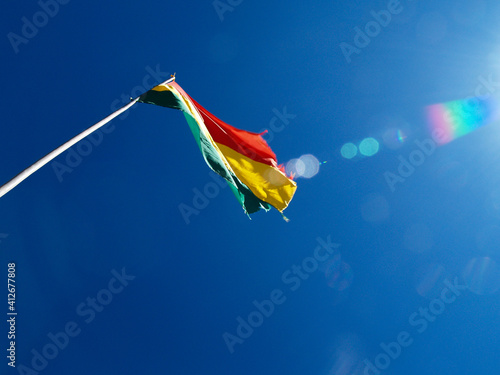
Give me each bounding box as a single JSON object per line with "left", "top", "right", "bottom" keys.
{"left": 2, "top": 0, "right": 500, "bottom": 374}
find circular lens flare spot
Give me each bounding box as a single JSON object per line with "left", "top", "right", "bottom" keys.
{"left": 341, "top": 143, "right": 358, "bottom": 159}
{"left": 298, "top": 154, "right": 320, "bottom": 178}
{"left": 359, "top": 138, "right": 380, "bottom": 156}
{"left": 286, "top": 158, "right": 306, "bottom": 178}
{"left": 462, "top": 257, "right": 500, "bottom": 295}
{"left": 286, "top": 155, "right": 321, "bottom": 178}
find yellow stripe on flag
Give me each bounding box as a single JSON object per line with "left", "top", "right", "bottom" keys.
{"left": 216, "top": 143, "right": 296, "bottom": 211}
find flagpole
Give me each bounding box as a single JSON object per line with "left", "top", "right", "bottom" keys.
{"left": 0, "top": 75, "right": 176, "bottom": 199}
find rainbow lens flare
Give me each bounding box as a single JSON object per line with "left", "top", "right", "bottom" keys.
{"left": 426, "top": 96, "right": 499, "bottom": 145}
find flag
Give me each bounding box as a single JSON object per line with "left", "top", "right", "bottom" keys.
{"left": 138, "top": 80, "right": 297, "bottom": 217}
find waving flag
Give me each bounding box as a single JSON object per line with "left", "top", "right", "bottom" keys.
{"left": 138, "top": 80, "right": 297, "bottom": 217}
{"left": 0, "top": 76, "right": 296, "bottom": 220}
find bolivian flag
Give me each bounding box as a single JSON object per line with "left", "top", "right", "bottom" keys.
{"left": 138, "top": 80, "right": 296, "bottom": 217}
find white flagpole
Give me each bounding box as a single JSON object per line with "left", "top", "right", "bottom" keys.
{"left": 0, "top": 76, "right": 176, "bottom": 199}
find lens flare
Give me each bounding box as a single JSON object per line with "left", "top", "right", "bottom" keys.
{"left": 359, "top": 138, "right": 379, "bottom": 157}
{"left": 382, "top": 128, "right": 406, "bottom": 150}
{"left": 286, "top": 155, "right": 321, "bottom": 179}
{"left": 462, "top": 257, "right": 500, "bottom": 295}
{"left": 426, "top": 96, "right": 499, "bottom": 145}
{"left": 397, "top": 129, "right": 406, "bottom": 143}
{"left": 285, "top": 158, "right": 305, "bottom": 177}
{"left": 298, "top": 154, "right": 320, "bottom": 178}
{"left": 341, "top": 143, "right": 358, "bottom": 159}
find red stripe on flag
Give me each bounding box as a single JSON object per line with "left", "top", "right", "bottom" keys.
{"left": 168, "top": 82, "right": 278, "bottom": 167}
